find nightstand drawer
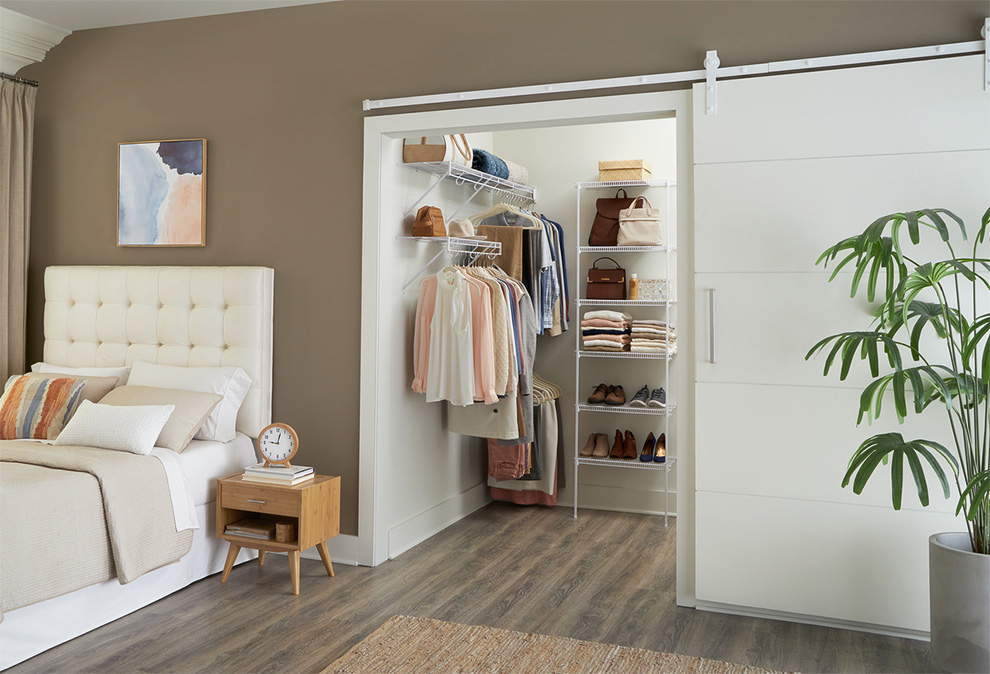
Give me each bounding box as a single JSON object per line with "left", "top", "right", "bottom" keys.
{"left": 222, "top": 484, "right": 301, "bottom": 517}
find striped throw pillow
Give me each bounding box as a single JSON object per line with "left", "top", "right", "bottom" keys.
{"left": 0, "top": 374, "right": 89, "bottom": 440}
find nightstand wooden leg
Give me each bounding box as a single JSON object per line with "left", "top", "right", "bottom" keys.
{"left": 258, "top": 550, "right": 266, "bottom": 566}
{"left": 221, "top": 543, "right": 241, "bottom": 583}
{"left": 316, "top": 541, "right": 335, "bottom": 577}
{"left": 289, "top": 550, "right": 300, "bottom": 595}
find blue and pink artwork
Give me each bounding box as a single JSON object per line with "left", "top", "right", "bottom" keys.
{"left": 117, "top": 139, "right": 206, "bottom": 246}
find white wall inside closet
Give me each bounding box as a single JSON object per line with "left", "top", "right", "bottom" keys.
{"left": 692, "top": 54, "right": 988, "bottom": 636}
{"left": 491, "top": 120, "right": 682, "bottom": 514}
{"left": 374, "top": 132, "right": 495, "bottom": 560}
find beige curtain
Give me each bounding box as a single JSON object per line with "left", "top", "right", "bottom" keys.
{"left": 1, "top": 78, "right": 37, "bottom": 383}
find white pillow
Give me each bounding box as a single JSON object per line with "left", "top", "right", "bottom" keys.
{"left": 32, "top": 362, "right": 132, "bottom": 387}
{"left": 54, "top": 400, "right": 175, "bottom": 455}
{"left": 126, "top": 361, "right": 252, "bottom": 442}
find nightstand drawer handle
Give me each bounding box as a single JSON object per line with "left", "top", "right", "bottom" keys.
{"left": 247, "top": 499, "right": 266, "bottom": 504}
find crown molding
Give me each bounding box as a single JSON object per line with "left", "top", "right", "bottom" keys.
{"left": 1, "top": 7, "right": 71, "bottom": 75}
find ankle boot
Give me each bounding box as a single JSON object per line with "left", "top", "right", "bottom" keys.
{"left": 592, "top": 433, "right": 610, "bottom": 457}
{"left": 622, "top": 430, "right": 637, "bottom": 459}
{"left": 640, "top": 432, "right": 656, "bottom": 462}
{"left": 580, "top": 433, "right": 596, "bottom": 457}
{"left": 654, "top": 432, "right": 667, "bottom": 463}
{"left": 609, "top": 430, "right": 623, "bottom": 459}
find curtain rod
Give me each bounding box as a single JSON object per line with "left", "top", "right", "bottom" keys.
{"left": 362, "top": 23, "right": 988, "bottom": 111}
{"left": 1, "top": 72, "right": 39, "bottom": 87}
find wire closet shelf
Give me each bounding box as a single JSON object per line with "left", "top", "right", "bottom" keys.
{"left": 402, "top": 161, "right": 537, "bottom": 220}
{"left": 398, "top": 236, "right": 503, "bottom": 293}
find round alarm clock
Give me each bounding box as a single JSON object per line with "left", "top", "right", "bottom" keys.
{"left": 257, "top": 422, "right": 299, "bottom": 468}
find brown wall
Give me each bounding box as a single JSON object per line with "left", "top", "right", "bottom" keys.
{"left": 20, "top": 1, "right": 987, "bottom": 535}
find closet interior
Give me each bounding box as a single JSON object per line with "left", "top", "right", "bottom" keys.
{"left": 379, "top": 117, "right": 680, "bottom": 560}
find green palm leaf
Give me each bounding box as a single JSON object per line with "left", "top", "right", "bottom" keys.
{"left": 842, "top": 433, "right": 956, "bottom": 509}
{"left": 957, "top": 470, "right": 990, "bottom": 519}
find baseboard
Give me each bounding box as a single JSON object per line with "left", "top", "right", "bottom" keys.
{"left": 271, "top": 534, "right": 360, "bottom": 567}
{"left": 570, "top": 483, "right": 677, "bottom": 517}
{"left": 387, "top": 482, "right": 491, "bottom": 559}
{"left": 695, "top": 600, "right": 930, "bottom": 642}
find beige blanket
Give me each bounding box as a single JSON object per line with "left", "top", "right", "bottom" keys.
{"left": 0, "top": 441, "right": 193, "bottom": 617}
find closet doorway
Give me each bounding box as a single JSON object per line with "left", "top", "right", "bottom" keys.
{"left": 359, "top": 90, "right": 696, "bottom": 608}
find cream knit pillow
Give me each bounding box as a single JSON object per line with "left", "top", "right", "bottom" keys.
{"left": 54, "top": 400, "right": 175, "bottom": 455}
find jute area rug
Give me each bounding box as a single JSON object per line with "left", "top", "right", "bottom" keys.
{"left": 322, "top": 615, "right": 795, "bottom": 674}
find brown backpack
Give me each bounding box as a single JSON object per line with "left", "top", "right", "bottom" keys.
{"left": 589, "top": 189, "right": 634, "bottom": 246}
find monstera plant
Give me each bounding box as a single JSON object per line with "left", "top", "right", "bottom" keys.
{"left": 806, "top": 207, "right": 989, "bottom": 672}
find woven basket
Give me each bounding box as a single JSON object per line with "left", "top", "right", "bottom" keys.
{"left": 639, "top": 278, "right": 673, "bottom": 301}
{"left": 599, "top": 159, "right": 652, "bottom": 182}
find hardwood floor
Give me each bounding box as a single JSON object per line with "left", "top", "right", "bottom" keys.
{"left": 10, "top": 503, "right": 935, "bottom": 673}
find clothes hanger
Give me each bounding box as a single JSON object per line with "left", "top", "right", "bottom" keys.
{"left": 470, "top": 203, "right": 542, "bottom": 230}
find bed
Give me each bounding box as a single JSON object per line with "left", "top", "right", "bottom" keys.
{"left": 0, "top": 266, "right": 274, "bottom": 670}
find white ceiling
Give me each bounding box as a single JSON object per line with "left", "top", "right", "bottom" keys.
{"left": 0, "top": 0, "right": 334, "bottom": 32}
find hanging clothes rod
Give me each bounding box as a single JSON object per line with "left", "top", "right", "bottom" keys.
{"left": 363, "top": 28, "right": 987, "bottom": 111}
{"left": 1, "top": 72, "right": 39, "bottom": 87}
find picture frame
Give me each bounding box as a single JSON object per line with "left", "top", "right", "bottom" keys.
{"left": 117, "top": 138, "right": 206, "bottom": 247}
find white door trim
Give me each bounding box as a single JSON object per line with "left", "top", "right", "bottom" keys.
{"left": 359, "top": 89, "right": 697, "bottom": 606}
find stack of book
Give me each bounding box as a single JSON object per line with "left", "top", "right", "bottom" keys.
{"left": 224, "top": 518, "right": 275, "bottom": 540}
{"left": 242, "top": 463, "right": 314, "bottom": 485}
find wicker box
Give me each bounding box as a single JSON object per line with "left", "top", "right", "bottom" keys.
{"left": 639, "top": 278, "right": 673, "bottom": 301}
{"left": 275, "top": 521, "right": 297, "bottom": 544}
{"left": 598, "top": 159, "right": 652, "bottom": 182}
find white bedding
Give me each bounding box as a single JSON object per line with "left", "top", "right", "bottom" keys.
{"left": 176, "top": 432, "right": 258, "bottom": 506}
{"left": 0, "top": 433, "right": 259, "bottom": 670}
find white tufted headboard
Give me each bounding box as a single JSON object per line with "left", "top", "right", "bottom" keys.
{"left": 43, "top": 266, "right": 274, "bottom": 438}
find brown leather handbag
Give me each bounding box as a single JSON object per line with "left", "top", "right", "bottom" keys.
{"left": 588, "top": 188, "right": 634, "bottom": 246}
{"left": 586, "top": 257, "right": 627, "bottom": 300}
{"left": 412, "top": 205, "right": 446, "bottom": 237}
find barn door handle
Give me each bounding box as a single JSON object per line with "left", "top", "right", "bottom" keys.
{"left": 708, "top": 288, "right": 716, "bottom": 364}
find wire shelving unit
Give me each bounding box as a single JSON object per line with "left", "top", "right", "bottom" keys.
{"left": 572, "top": 178, "right": 678, "bottom": 526}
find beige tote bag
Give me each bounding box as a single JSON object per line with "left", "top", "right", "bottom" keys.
{"left": 402, "top": 134, "right": 473, "bottom": 167}
{"left": 617, "top": 196, "right": 663, "bottom": 246}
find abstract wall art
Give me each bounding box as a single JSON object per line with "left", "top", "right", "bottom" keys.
{"left": 117, "top": 139, "right": 206, "bottom": 246}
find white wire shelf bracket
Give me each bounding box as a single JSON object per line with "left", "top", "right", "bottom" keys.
{"left": 577, "top": 403, "right": 677, "bottom": 416}
{"left": 398, "top": 236, "right": 502, "bottom": 292}
{"left": 577, "top": 350, "right": 676, "bottom": 360}
{"left": 576, "top": 179, "right": 676, "bottom": 189}
{"left": 575, "top": 456, "right": 677, "bottom": 472}
{"left": 579, "top": 245, "right": 676, "bottom": 254}
{"left": 401, "top": 161, "right": 537, "bottom": 221}
{"left": 578, "top": 298, "right": 677, "bottom": 307}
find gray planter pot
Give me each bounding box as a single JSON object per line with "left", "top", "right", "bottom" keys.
{"left": 929, "top": 532, "right": 990, "bottom": 674}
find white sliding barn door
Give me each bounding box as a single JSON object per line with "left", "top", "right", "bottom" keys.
{"left": 692, "top": 55, "right": 989, "bottom": 635}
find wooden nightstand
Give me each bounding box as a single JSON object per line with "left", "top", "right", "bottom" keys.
{"left": 216, "top": 473, "right": 340, "bottom": 595}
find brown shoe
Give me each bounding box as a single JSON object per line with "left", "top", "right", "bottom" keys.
{"left": 592, "top": 433, "right": 610, "bottom": 457}
{"left": 609, "top": 430, "right": 623, "bottom": 459}
{"left": 587, "top": 383, "right": 609, "bottom": 405}
{"left": 605, "top": 385, "right": 626, "bottom": 406}
{"left": 622, "top": 430, "right": 637, "bottom": 459}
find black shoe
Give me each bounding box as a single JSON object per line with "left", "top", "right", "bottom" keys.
{"left": 648, "top": 387, "right": 666, "bottom": 408}
{"left": 639, "top": 432, "right": 656, "bottom": 462}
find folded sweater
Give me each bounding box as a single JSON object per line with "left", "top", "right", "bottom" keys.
{"left": 583, "top": 310, "right": 632, "bottom": 322}
{"left": 581, "top": 319, "right": 629, "bottom": 330}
